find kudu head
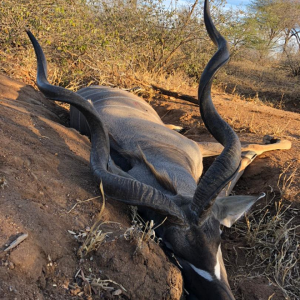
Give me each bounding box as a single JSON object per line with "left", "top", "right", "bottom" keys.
{"left": 26, "top": 0, "right": 261, "bottom": 298}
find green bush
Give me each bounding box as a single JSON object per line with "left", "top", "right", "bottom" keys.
{"left": 0, "top": 0, "right": 216, "bottom": 89}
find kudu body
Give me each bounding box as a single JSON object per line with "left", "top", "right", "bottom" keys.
{"left": 71, "top": 86, "right": 204, "bottom": 198}
{"left": 26, "top": 1, "right": 291, "bottom": 299}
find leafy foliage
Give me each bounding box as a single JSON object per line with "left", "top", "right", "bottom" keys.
{"left": 0, "top": 0, "right": 223, "bottom": 89}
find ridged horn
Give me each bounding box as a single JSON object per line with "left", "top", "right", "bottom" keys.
{"left": 26, "top": 29, "right": 186, "bottom": 226}
{"left": 191, "top": 0, "right": 241, "bottom": 220}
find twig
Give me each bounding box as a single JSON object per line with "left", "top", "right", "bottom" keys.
{"left": 151, "top": 84, "right": 198, "bottom": 105}
{"left": 4, "top": 233, "right": 28, "bottom": 252}
{"left": 68, "top": 195, "right": 102, "bottom": 214}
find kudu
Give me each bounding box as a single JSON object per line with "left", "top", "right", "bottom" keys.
{"left": 26, "top": 0, "right": 291, "bottom": 299}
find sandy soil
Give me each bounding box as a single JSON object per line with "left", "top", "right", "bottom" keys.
{"left": 0, "top": 74, "right": 299, "bottom": 300}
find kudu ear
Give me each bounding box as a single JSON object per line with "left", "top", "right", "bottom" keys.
{"left": 212, "top": 193, "right": 265, "bottom": 227}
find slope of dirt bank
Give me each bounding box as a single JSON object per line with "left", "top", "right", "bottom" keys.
{"left": 0, "top": 74, "right": 182, "bottom": 300}
{"left": 0, "top": 74, "right": 299, "bottom": 300}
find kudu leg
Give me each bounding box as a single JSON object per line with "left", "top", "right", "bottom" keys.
{"left": 198, "top": 136, "right": 291, "bottom": 158}
{"left": 198, "top": 136, "right": 292, "bottom": 197}
{"left": 165, "top": 124, "right": 184, "bottom": 132}
{"left": 197, "top": 142, "right": 224, "bottom": 157}
{"left": 217, "top": 151, "right": 257, "bottom": 197}
{"left": 241, "top": 136, "right": 292, "bottom": 156}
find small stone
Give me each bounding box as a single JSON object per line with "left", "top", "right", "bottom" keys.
{"left": 0, "top": 176, "right": 8, "bottom": 189}
{"left": 112, "top": 289, "right": 122, "bottom": 296}
{"left": 8, "top": 262, "right": 15, "bottom": 270}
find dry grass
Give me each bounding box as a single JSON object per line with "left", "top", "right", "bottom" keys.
{"left": 218, "top": 60, "right": 300, "bottom": 113}
{"left": 227, "top": 165, "right": 299, "bottom": 300}
{"left": 77, "top": 183, "right": 116, "bottom": 258}
{"left": 69, "top": 182, "right": 163, "bottom": 258}
{"left": 68, "top": 268, "right": 127, "bottom": 299}
{"left": 224, "top": 104, "right": 292, "bottom": 137}
{"left": 72, "top": 269, "right": 127, "bottom": 298}
{"left": 124, "top": 207, "right": 166, "bottom": 252}
{"left": 67, "top": 185, "right": 166, "bottom": 299}
{"left": 277, "top": 162, "right": 298, "bottom": 200}
{"left": 67, "top": 183, "right": 127, "bottom": 298}
{"left": 1, "top": 0, "right": 299, "bottom": 122}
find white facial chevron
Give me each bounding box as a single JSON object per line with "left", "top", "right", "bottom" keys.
{"left": 190, "top": 263, "right": 213, "bottom": 282}
{"left": 190, "top": 245, "right": 222, "bottom": 282}
{"left": 215, "top": 245, "right": 222, "bottom": 280}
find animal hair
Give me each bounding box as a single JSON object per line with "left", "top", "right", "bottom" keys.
{"left": 136, "top": 145, "right": 178, "bottom": 195}
{"left": 142, "top": 142, "right": 197, "bottom": 179}
{"left": 108, "top": 134, "right": 178, "bottom": 194}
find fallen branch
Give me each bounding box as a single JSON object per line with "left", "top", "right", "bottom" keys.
{"left": 4, "top": 233, "right": 28, "bottom": 252}
{"left": 151, "top": 84, "right": 198, "bottom": 105}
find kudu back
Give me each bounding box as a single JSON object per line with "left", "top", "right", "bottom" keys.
{"left": 71, "top": 86, "right": 203, "bottom": 197}
{"left": 26, "top": 1, "right": 262, "bottom": 299}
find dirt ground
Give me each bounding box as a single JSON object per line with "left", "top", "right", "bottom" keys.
{"left": 0, "top": 74, "right": 299, "bottom": 300}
